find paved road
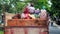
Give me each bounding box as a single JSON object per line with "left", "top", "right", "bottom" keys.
{"left": 49, "top": 23, "right": 60, "bottom": 34}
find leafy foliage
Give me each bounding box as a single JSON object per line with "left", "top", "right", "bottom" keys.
{"left": 51, "top": 0, "right": 60, "bottom": 19}
{"left": 0, "top": 0, "right": 50, "bottom": 14}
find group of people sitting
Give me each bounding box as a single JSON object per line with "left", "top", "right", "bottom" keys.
{"left": 12, "top": 3, "right": 47, "bottom": 19}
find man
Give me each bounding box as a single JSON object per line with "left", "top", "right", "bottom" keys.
{"left": 28, "top": 3, "right": 35, "bottom": 14}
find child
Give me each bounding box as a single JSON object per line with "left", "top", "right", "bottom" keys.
{"left": 34, "top": 8, "right": 40, "bottom": 18}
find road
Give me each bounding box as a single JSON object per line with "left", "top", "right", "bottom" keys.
{"left": 49, "top": 23, "right": 60, "bottom": 34}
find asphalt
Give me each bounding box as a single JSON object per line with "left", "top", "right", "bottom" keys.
{"left": 49, "top": 23, "right": 60, "bottom": 34}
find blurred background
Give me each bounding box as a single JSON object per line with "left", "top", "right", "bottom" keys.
{"left": 0, "top": 0, "right": 60, "bottom": 26}
{"left": 0, "top": 0, "right": 60, "bottom": 34}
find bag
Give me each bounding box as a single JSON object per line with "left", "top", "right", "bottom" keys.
{"left": 35, "top": 10, "right": 40, "bottom": 14}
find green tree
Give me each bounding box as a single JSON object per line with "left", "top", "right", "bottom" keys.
{"left": 0, "top": 0, "right": 50, "bottom": 14}
{"left": 51, "top": 0, "right": 60, "bottom": 20}
{"left": 0, "top": 0, "right": 26, "bottom": 14}
{"left": 27, "top": 0, "right": 51, "bottom": 12}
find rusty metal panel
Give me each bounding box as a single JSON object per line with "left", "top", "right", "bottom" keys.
{"left": 5, "top": 28, "right": 25, "bottom": 34}
{"left": 6, "top": 19, "right": 48, "bottom": 26}
{"left": 5, "top": 27, "right": 48, "bottom": 34}
{"left": 7, "top": 19, "right": 17, "bottom": 26}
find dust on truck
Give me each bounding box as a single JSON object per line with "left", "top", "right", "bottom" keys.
{"left": 5, "top": 9, "right": 49, "bottom": 34}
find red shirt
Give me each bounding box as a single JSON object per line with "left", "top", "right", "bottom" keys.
{"left": 24, "top": 7, "right": 29, "bottom": 14}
